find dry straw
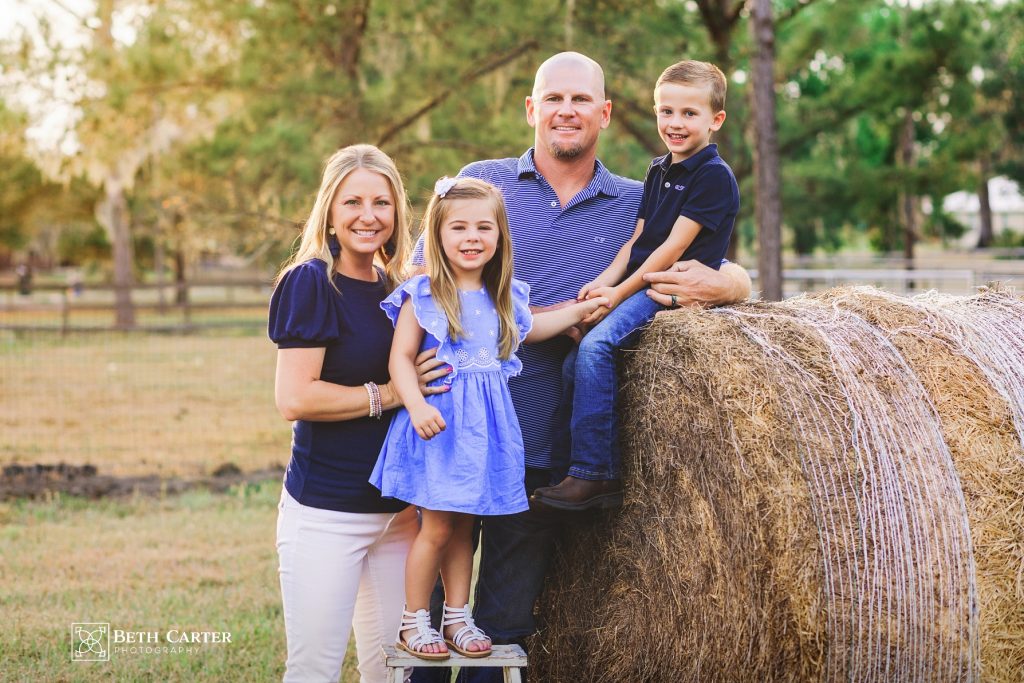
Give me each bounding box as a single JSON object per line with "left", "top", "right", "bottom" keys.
{"left": 533, "top": 287, "right": 1024, "bottom": 683}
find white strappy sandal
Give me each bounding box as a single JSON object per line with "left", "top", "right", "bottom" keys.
{"left": 442, "top": 603, "right": 492, "bottom": 658}
{"left": 397, "top": 608, "right": 450, "bottom": 661}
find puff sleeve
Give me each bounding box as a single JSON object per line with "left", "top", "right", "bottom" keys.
{"left": 268, "top": 261, "right": 343, "bottom": 348}
{"left": 380, "top": 275, "right": 457, "bottom": 385}
{"left": 511, "top": 278, "right": 533, "bottom": 342}
{"left": 499, "top": 278, "right": 533, "bottom": 379}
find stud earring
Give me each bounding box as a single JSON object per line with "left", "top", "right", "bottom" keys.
{"left": 328, "top": 227, "right": 336, "bottom": 235}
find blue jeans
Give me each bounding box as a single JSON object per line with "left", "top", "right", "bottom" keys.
{"left": 554, "top": 289, "right": 663, "bottom": 481}
{"left": 410, "top": 468, "right": 561, "bottom": 683}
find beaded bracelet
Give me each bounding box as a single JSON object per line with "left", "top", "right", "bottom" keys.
{"left": 364, "top": 382, "right": 382, "bottom": 419}
{"left": 371, "top": 382, "right": 382, "bottom": 418}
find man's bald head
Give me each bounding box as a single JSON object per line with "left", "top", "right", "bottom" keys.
{"left": 526, "top": 51, "right": 611, "bottom": 163}
{"left": 532, "top": 52, "right": 606, "bottom": 100}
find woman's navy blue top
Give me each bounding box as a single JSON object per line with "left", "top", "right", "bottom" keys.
{"left": 268, "top": 260, "right": 407, "bottom": 513}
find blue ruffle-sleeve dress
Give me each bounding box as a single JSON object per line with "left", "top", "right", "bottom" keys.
{"left": 369, "top": 274, "right": 533, "bottom": 516}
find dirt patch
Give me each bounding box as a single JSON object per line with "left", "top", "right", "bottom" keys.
{"left": 0, "top": 462, "right": 285, "bottom": 500}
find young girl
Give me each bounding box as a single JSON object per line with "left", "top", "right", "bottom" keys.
{"left": 369, "top": 177, "right": 607, "bottom": 660}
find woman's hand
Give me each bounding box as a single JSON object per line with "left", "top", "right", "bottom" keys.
{"left": 409, "top": 403, "right": 446, "bottom": 440}
{"left": 379, "top": 348, "right": 451, "bottom": 412}
{"left": 415, "top": 347, "right": 452, "bottom": 396}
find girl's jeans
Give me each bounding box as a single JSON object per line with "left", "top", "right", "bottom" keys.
{"left": 553, "top": 288, "right": 664, "bottom": 481}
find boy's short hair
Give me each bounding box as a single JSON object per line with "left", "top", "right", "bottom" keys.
{"left": 656, "top": 60, "right": 728, "bottom": 113}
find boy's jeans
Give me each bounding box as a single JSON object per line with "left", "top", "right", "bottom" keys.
{"left": 552, "top": 288, "right": 664, "bottom": 481}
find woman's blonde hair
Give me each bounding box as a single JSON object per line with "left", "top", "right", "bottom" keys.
{"left": 275, "top": 144, "right": 411, "bottom": 292}
{"left": 422, "top": 178, "right": 519, "bottom": 360}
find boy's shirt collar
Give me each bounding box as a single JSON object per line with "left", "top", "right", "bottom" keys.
{"left": 656, "top": 143, "right": 720, "bottom": 173}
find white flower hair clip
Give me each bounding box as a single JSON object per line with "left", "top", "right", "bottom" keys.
{"left": 434, "top": 176, "right": 457, "bottom": 198}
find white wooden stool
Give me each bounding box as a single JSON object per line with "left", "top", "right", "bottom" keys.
{"left": 380, "top": 643, "right": 528, "bottom": 683}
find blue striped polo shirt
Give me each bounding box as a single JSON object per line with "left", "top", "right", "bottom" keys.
{"left": 413, "top": 148, "right": 642, "bottom": 469}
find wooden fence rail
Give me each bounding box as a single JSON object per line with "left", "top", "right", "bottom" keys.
{"left": 0, "top": 279, "right": 272, "bottom": 334}
{"left": 1, "top": 267, "right": 1020, "bottom": 333}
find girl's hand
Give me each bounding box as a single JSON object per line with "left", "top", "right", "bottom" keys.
{"left": 415, "top": 347, "right": 452, "bottom": 396}
{"left": 582, "top": 287, "right": 620, "bottom": 325}
{"left": 578, "top": 295, "right": 611, "bottom": 325}
{"left": 410, "top": 403, "right": 446, "bottom": 440}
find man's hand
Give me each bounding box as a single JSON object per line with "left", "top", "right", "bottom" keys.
{"left": 643, "top": 260, "right": 751, "bottom": 309}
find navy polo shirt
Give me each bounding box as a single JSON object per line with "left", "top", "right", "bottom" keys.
{"left": 627, "top": 144, "right": 739, "bottom": 276}
{"left": 413, "top": 149, "right": 642, "bottom": 469}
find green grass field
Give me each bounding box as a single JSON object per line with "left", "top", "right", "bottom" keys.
{"left": 0, "top": 333, "right": 372, "bottom": 681}
{"left": 1, "top": 482, "right": 371, "bottom": 682}
{"left": 1, "top": 332, "right": 289, "bottom": 477}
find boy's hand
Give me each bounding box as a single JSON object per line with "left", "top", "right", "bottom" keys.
{"left": 578, "top": 280, "right": 597, "bottom": 301}
{"left": 409, "top": 403, "right": 446, "bottom": 440}
{"left": 578, "top": 274, "right": 615, "bottom": 300}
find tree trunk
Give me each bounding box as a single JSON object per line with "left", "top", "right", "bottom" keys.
{"left": 564, "top": 0, "right": 576, "bottom": 48}
{"left": 899, "top": 111, "right": 916, "bottom": 288}
{"left": 155, "top": 232, "right": 166, "bottom": 313}
{"left": 976, "top": 156, "right": 994, "bottom": 248}
{"left": 92, "top": 0, "right": 134, "bottom": 328}
{"left": 174, "top": 248, "right": 188, "bottom": 306}
{"left": 96, "top": 176, "right": 136, "bottom": 328}
{"left": 697, "top": 0, "right": 743, "bottom": 260}
{"left": 337, "top": 0, "right": 371, "bottom": 86}
{"left": 749, "top": 0, "right": 783, "bottom": 301}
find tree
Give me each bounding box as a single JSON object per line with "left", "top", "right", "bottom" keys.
{"left": 7, "top": 0, "right": 1021, "bottom": 285}
{"left": 0, "top": 103, "right": 52, "bottom": 262}
{"left": 749, "top": 0, "right": 783, "bottom": 300}
{"left": 170, "top": 0, "right": 562, "bottom": 270}
{"left": 8, "top": 0, "right": 235, "bottom": 325}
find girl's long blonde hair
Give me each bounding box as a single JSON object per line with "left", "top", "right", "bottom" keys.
{"left": 422, "top": 178, "right": 519, "bottom": 360}
{"left": 275, "top": 144, "right": 411, "bottom": 292}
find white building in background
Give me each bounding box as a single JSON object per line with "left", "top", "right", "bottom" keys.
{"left": 940, "top": 176, "right": 1024, "bottom": 247}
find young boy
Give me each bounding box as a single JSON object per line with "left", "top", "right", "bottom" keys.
{"left": 532, "top": 60, "right": 740, "bottom": 511}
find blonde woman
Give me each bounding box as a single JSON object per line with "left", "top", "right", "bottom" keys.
{"left": 269, "top": 144, "right": 448, "bottom": 682}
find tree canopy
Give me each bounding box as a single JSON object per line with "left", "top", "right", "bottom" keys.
{"left": 1, "top": 0, "right": 1020, "bottom": 279}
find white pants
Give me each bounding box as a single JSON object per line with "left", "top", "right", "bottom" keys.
{"left": 277, "top": 489, "right": 416, "bottom": 683}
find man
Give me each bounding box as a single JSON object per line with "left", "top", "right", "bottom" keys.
{"left": 413, "top": 52, "right": 751, "bottom": 683}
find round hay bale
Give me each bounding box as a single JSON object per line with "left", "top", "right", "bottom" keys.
{"left": 813, "top": 286, "right": 1024, "bottom": 681}
{"left": 533, "top": 288, "right": 1024, "bottom": 683}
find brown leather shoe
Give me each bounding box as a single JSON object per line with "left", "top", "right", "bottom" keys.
{"left": 531, "top": 476, "right": 623, "bottom": 511}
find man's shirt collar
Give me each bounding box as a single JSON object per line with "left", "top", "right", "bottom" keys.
{"left": 519, "top": 148, "right": 621, "bottom": 198}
